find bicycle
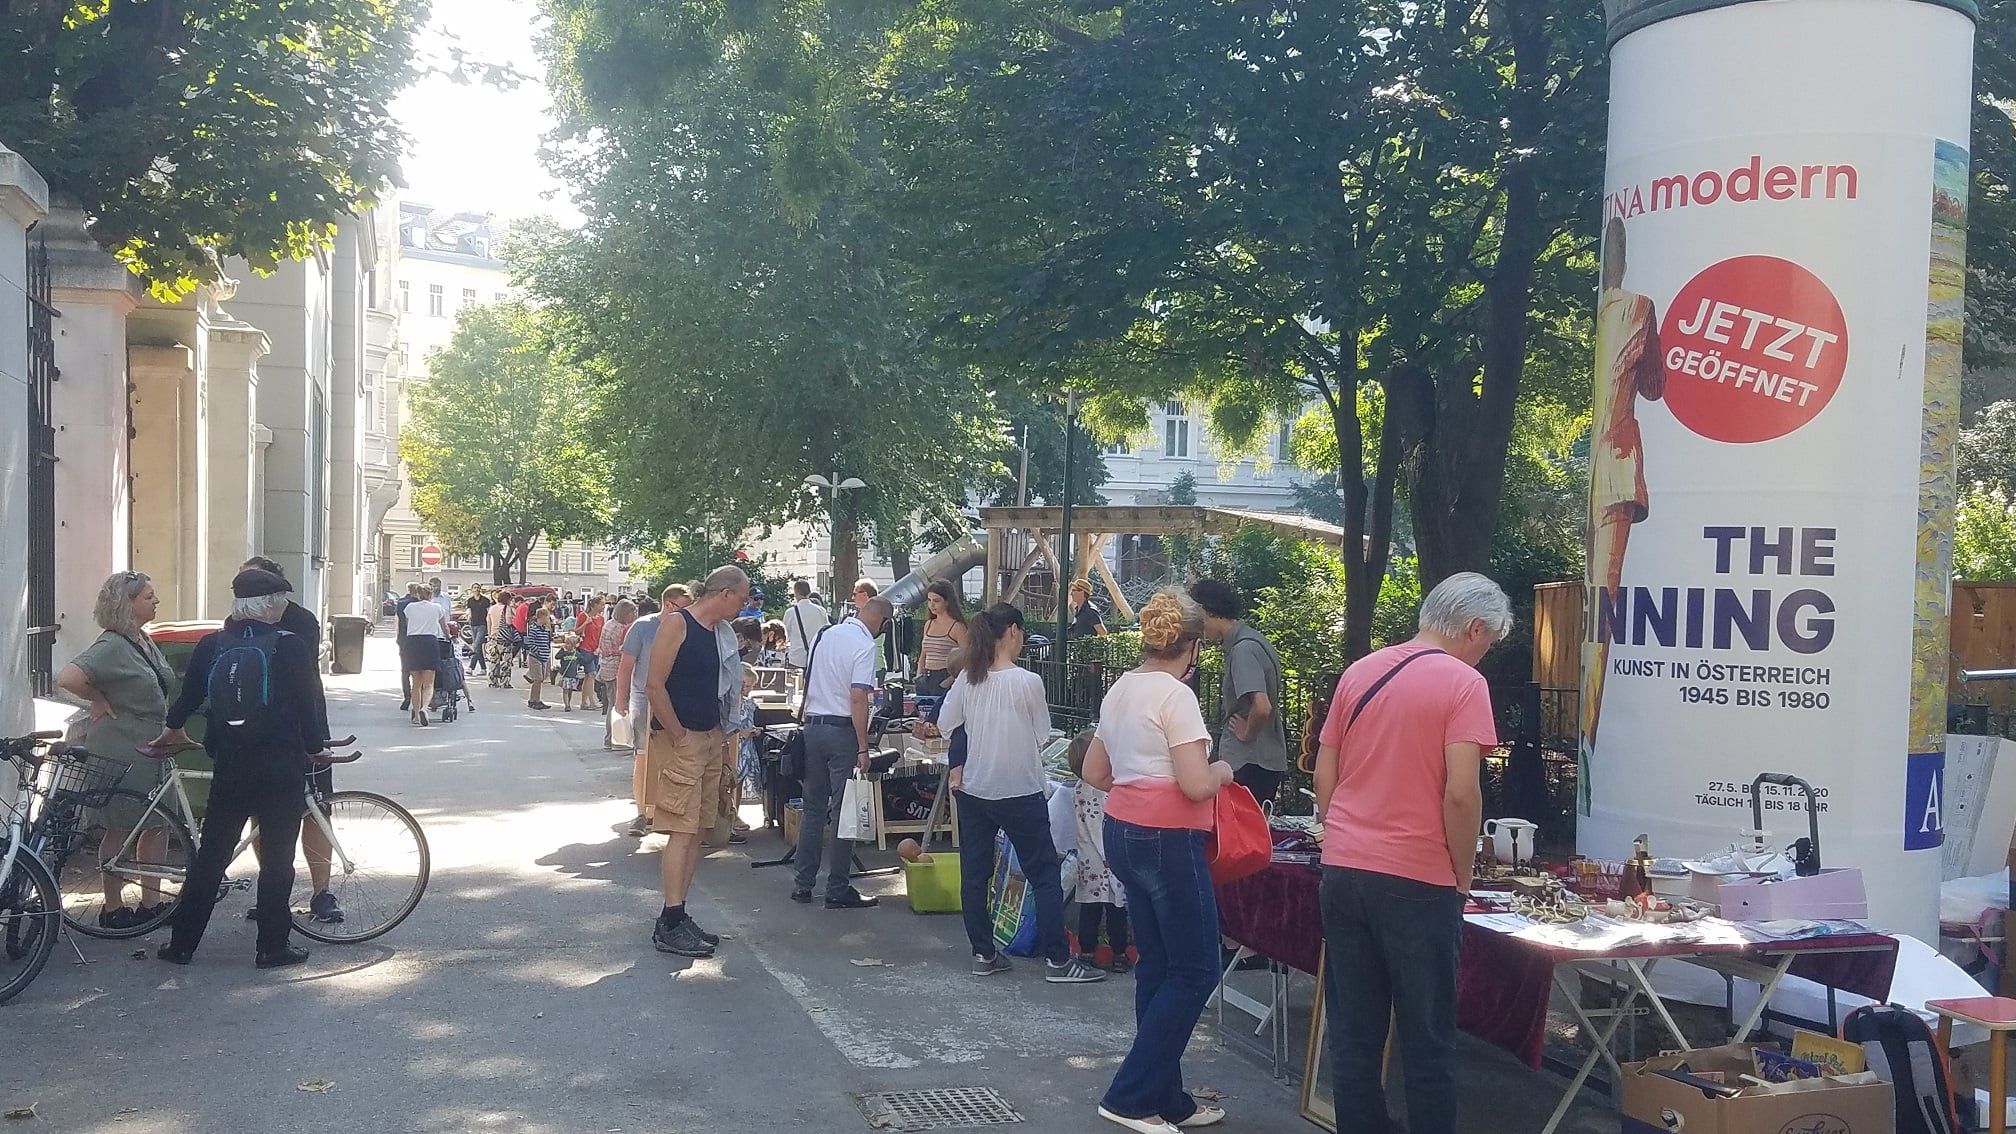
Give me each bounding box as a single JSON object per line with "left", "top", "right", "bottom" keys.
{"left": 0, "top": 732, "right": 91, "bottom": 1004}
{"left": 51, "top": 740, "right": 431, "bottom": 945}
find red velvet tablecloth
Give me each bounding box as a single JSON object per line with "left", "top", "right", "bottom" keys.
{"left": 1215, "top": 861, "right": 1900, "bottom": 1069}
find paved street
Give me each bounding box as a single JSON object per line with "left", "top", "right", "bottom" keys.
{"left": 2, "top": 638, "right": 1610, "bottom": 1133}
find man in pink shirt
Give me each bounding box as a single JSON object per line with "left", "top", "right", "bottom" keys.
{"left": 1311, "top": 572, "right": 1511, "bottom": 1134}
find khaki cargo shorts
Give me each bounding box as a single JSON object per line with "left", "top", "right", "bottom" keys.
{"left": 649, "top": 726, "right": 726, "bottom": 836}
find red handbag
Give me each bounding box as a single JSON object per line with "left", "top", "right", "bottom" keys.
{"left": 1206, "top": 783, "right": 1271, "bottom": 884}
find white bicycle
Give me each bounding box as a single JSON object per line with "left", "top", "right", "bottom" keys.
{"left": 50, "top": 740, "right": 430, "bottom": 945}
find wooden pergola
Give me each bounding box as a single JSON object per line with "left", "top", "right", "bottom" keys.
{"left": 979, "top": 505, "right": 1349, "bottom": 621}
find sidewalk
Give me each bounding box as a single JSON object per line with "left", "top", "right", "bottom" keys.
{"left": 0, "top": 637, "right": 1614, "bottom": 1132}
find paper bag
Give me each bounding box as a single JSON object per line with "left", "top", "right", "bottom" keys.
{"left": 837, "top": 774, "right": 874, "bottom": 842}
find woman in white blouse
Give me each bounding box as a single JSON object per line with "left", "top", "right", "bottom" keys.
{"left": 932, "top": 602, "right": 1104, "bottom": 985}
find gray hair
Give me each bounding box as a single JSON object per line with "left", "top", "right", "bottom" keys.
{"left": 231, "top": 593, "right": 290, "bottom": 623}
{"left": 696, "top": 565, "right": 751, "bottom": 597}
{"left": 94, "top": 571, "right": 153, "bottom": 635}
{"left": 613, "top": 598, "right": 638, "bottom": 623}
{"left": 1417, "top": 572, "right": 1514, "bottom": 640}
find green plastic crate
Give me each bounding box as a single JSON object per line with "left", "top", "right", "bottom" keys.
{"left": 903, "top": 856, "right": 962, "bottom": 913}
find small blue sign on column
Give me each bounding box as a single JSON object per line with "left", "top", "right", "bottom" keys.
{"left": 1904, "top": 751, "right": 1946, "bottom": 851}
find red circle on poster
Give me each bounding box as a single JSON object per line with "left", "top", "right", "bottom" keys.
{"left": 1658, "top": 256, "right": 1848, "bottom": 444}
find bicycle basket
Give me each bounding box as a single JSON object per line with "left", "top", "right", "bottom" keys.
{"left": 47, "top": 752, "right": 131, "bottom": 809}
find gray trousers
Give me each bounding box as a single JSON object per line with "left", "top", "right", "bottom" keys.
{"left": 792, "top": 722, "right": 858, "bottom": 900}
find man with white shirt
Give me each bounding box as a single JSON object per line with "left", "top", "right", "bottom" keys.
{"left": 792, "top": 595, "right": 889, "bottom": 910}
{"left": 783, "top": 579, "right": 829, "bottom": 670}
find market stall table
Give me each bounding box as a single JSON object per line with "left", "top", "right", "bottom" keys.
{"left": 1214, "top": 861, "right": 1899, "bottom": 1134}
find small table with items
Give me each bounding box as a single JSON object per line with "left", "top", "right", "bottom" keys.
{"left": 1213, "top": 852, "right": 1898, "bottom": 1134}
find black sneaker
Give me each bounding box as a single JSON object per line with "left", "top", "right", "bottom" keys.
{"left": 824, "top": 888, "right": 879, "bottom": 910}
{"left": 255, "top": 945, "right": 311, "bottom": 969}
{"left": 625, "top": 815, "right": 652, "bottom": 838}
{"left": 653, "top": 916, "right": 716, "bottom": 957}
{"left": 789, "top": 889, "right": 813, "bottom": 904}
{"left": 309, "top": 890, "right": 344, "bottom": 924}
{"left": 98, "top": 907, "right": 142, "bottom": 931}
{"left": 155, "top": 944, "right": 194, "bottom": 965}
{"left": 683, "top": 915, "right": 721, "bottom": 947}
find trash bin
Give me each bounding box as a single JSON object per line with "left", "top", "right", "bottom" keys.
{"left": 330, "top": 615, "right": 370, "bottom": 675}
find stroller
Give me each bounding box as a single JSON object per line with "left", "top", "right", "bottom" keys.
{"left": 432, "top": 638, "right": 474, "bottom": 722}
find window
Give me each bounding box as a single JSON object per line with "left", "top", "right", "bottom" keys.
{"left": 428, "top": 284, "right": 444, "bottom": 317}
{"left": 398, "top": 280, "right": 409, "bottom": 313}
{"left": 546, "top": 549, "right": 560, "bottom": 573}
{"left": 1160, "top": 400, "right": 1191, "bottom": 458}
{"left": 461, "top": 287, "right": 477, "bottom": 307}
{"left": 581, "top": 550, "right": 596, "bottom": 573}
{"left": 410, "top": 544, "right": 424, "bottom": 569}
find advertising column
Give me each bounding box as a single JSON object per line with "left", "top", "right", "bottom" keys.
{"left": 1580, "top": 0, "right": 1976, "bottom": 937}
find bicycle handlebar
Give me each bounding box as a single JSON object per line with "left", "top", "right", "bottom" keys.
{"left": 136, "top": 742, "right": 363, "bottom": 765}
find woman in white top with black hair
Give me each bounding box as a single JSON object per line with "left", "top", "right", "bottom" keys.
{"left": 931, "top": 602, "right": 1104, "bottom": 985}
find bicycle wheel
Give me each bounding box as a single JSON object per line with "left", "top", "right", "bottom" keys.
{"left": 290, "top": 791, "right": 429, "bottom": 944}
{"left": 53, "top": 791, "right": 194, "bottom": 939}
{"left": 0, "top": 841, "right": 60, "bottom": 1005}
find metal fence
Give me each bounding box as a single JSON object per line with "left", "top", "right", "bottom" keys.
{"left": 25, "top": 230, "right": 57, "bottom": 697}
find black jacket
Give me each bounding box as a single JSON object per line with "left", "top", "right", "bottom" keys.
{"left": 167, "top": 620, "right": 327, "bottom": 763}
{"left": 278, "top": 600, "right": 331, "bottom": 744}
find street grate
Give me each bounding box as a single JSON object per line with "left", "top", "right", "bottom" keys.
{"left": 854, "top": 1087, "right": 1024, "bottom": 1131}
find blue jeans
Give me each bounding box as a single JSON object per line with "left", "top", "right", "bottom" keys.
{"left": 955, "top": 791, "right": 1067, "bottom": 964}
{"left": 1320, "top": 866, "right": 1464, "bottom": 1134}
{"left": 1100, "top": 817, "right": 1216, "bottom": 1124}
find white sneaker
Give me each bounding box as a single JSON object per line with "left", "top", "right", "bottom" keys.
{"left": 1177, "top": 1104, "right": 1226, "bottom": 1128}
{"left": 1097, "top": 1107, "right": 1180, "bottom": 1134}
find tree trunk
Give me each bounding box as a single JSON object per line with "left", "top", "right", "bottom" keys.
{"left": 1326, "top": 347, "right": 1406, "bottom": 662}
{"left": 492, "top": 544, "right": 512, "bottom": 586}
{"left": 832, "top": 507, "right": 860, "bottom": 600}
{"left": 1409, "top": 9, "right": 1548, "bottom": 590}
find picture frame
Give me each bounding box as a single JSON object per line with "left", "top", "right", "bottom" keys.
{"left": 1298, "top": 958, "right": 1394, "bottom": 1133}
{"left": 1299, "top": 957, "right": 1335, "bottom": 1131}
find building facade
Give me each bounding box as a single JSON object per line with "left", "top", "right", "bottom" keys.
{"left": 0, "top": 143, "right": 48, "bottom": 732}
{"left": 381, "top": 203, "right": 621, "bottom": 599}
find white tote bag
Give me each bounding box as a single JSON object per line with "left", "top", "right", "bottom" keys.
{"left": 609, "top": 706, "right": 633, "bottom": 750}
{"left": 836, "top": 773, "right": 875, "bottom": 842}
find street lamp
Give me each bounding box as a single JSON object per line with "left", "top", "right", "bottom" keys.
{"left": 804, "top": 472, "right": 868, "bottom": 599}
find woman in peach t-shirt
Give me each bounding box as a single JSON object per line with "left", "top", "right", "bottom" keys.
{"left": 1079, "top": 590, "right": 1232, "bottom": 1134}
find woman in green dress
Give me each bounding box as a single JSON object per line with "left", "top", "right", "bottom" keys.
{"left": 56, "top": 570, "right": 175, "bottom": 929}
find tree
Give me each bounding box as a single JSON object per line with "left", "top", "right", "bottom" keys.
{"left": 877, "top": 0, "right": 1609, "bottom": 657}
{"left": 400, "top": 301, "right": 609, "bottom": 584}
{"left": 1960, "top": 401, "right": 2016, "bottom": 498}
{"left": 1956, "top": 485, "right": 2016, "bottom": 582}
{"left": 531, "top": 0, "right": 1008, "bottom": 587}
{"left": 0, "top": 0, "right": 431, "bottom": 294}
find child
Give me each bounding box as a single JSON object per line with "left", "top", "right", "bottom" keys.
{"left": 523, "top": 606, "right": 555, "bottom": 710}
{"left": 1067, "top": 728, "right": 1130, "bottom": 973}
{"left": 731, "top": 664, "right": 761, "bottom": 833}
{"left": 556, "top": 633, "right": 586, "bottom": 711}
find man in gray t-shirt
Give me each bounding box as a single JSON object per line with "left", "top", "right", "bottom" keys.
{"left": 1192, "top": 579, "right": 1289, "bottom": 807}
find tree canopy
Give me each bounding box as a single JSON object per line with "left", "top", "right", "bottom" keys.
{"left": 0, "top": 0, "right": 429, "bottom": 294}
{"left": 400, "top": 300, "right": 609, "bottom": 584}
{"left": 532, "top": 0, "right": 1012, "bottom": 587}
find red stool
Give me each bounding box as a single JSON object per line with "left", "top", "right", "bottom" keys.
{"left": 1928, "top": 996, "right": 2016, "bottom": 1134}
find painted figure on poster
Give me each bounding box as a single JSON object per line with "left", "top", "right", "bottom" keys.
{"left": 1581, "top": 216, "right": 1666, "bottom": 812}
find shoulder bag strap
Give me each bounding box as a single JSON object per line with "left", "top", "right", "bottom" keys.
{"left": 1343, "top": 648, "right": 1449, "bottom": 735}
{"left": 797, "top": 626, "right": 831, "bottom": 715}
{"left": 117, "top": 632, "right": 173, "bottom": 698}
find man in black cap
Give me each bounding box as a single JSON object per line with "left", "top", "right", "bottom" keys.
{"left": 149, "top": 568, "right": 327, "bottom": 969}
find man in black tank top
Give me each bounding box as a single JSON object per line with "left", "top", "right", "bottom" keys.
{"left": 643, "top": 565, "right": 751, "bottom": 958}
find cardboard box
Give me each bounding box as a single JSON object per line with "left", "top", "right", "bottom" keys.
{"left": 1620, "top": 1044, "right": 1894, "bottom": 1134}
{"left": 783, "top": 800, "right": 803, "bottom": 848}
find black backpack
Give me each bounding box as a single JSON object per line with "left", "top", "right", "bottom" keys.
{"left": 207, "top": 623, "right": 290, "bottom": 737}
{"left": 1842, "top": 1003, "right": 1961, "bottom": 1134}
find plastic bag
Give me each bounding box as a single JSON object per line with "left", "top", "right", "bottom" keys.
{"left": 836, "top": 773, "right": 875, "bottom": 842}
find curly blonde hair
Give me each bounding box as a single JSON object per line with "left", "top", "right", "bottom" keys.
{"left": 1138, "top": 588, "right": 1204, "bottom": 658}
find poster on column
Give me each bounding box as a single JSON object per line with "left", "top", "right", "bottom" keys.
{"left": 1576, "top": 134, "right": 1966, "bottom": 932}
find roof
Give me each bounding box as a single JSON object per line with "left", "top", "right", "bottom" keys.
{"left": 978, "top": 505, "right": 1346, "bottom": 547}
